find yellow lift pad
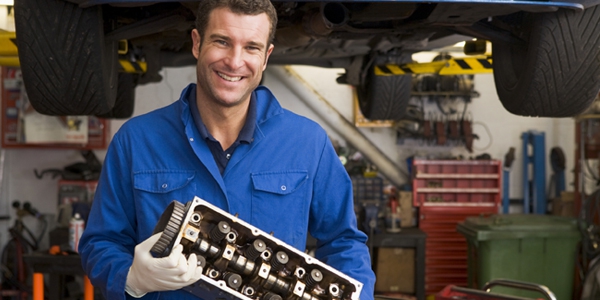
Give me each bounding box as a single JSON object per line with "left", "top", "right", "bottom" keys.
{"left": 375, "top": 56, "right": 493, "bottom": 76}
{"left": 0, "top": 32, "right": 147, "bottom": 73}
{"left": 0, "top": 31, "right": 19, "bottom": 67}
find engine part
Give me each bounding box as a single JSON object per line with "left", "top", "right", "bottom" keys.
{"left": 150, "top": 197, "right": 363, "bottom": 300}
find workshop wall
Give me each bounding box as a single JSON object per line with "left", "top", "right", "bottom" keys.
{"left": 265, "top": 65, "right": 575, "bottom": 205}
{"left": 0, "top": 63, "right": 575, "bottom": 250}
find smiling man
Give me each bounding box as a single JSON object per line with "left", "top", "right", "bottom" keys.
{"left": 78, "top": 0, "right": 376, "bottom": 299}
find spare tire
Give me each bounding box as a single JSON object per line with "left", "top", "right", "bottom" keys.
{"left": 14, "top": 0, "right": 118, "bottom": 116}
{"left": 493, "top": 7, "right": 600, "bottom": 117}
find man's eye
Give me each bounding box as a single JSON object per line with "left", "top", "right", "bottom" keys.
{"left": 216, "top": 40, "right": 227, "bottom": 46}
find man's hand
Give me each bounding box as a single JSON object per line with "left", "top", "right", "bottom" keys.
{"left": 125, "top": 233, "right": 203, "bottom": 297}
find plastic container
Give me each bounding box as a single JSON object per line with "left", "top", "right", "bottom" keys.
{"left": 457, "top": 214, "right": 580, "bottom": 300}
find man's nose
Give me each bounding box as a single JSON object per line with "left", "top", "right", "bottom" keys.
{"left": 224, "top": 47, "right": 245, "bottom": 69}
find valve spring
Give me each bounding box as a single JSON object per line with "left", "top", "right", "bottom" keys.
{"left": 305, "top": 269, "right": 323, "bottom": 289}
{"left": 210, "top": 221, "right": 231, "bottom": 242}
{"left": 245, "top": 239, "right": 267, "bottom": 261}
{"left": 196, "top": 255, "right": 207, "bottom": 268}
{"left": 271, "top": 251, "right": 289, "bottom": 271}
{"left": 224, "top": 272, "right": 243, "bottom": 290}
{"left": 263, "top": 292, "right": 283, "bottom": 300}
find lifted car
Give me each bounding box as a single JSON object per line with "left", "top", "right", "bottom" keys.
{"left": 13, "top": 0, "right": 600, "bottom": 119}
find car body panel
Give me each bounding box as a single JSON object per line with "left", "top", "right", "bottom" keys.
{"left": 73, "top": 0, "right": 599, "bottom": 10}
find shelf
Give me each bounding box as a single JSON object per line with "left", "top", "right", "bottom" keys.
{"left": 412, "top": 159, "right": 501, "bottom": 207}
{"left": 420, "top": 202, "right": 496, "bottom": 207}
{"left": 1, "top": 67, "right": 109, "bottom": 149}
{"left": 415, "top": 174, "right": 499, "bottom": 179}
{"left": 415, "top": 188, "right": 500, "bottom": 193}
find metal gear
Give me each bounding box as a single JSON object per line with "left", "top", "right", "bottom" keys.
{"left": 150, "top": 200, "right": 187, "bottom": 257}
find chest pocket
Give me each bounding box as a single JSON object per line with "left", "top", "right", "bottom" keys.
{"left": 134, "top": 170, "right": 196, "bottom": 193}
{"left": 251, "top": 171, "right": 308, "bottom": 195}
{"left": 250, "top": 171, "right": 309, "bottom": 248}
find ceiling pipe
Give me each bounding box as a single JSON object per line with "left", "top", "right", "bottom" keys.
{"left": 266, "top": 65, "right": 407, "bottom": 187}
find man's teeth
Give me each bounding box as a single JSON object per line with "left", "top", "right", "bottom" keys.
{"left": 218, "top": 72, "right": 242, "bottom": 82}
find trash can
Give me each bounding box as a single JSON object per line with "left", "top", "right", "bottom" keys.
{"left": 457, "top": 214, "right": 580, "bottom": 300}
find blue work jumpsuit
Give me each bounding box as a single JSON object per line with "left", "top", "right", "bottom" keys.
{"left": 79, "top": 84, "right": 376, "bottom": 300}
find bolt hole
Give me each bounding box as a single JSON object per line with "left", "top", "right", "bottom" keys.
{"left": 191, "top": 213, "right": 201, "bottom": 222}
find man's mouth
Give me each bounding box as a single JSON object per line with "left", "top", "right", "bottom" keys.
{"left": 218, "top": 72, "right": 242, "bottom": 82}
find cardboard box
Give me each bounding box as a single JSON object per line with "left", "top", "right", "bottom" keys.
{"left": 398, "top": 191, "right": 416, "bottom": 227}
{"left": 552, "top": 191, "right": 574, "bottom": 217}
{"left": 374, "top": 247, "right": 415, "bottom": 294}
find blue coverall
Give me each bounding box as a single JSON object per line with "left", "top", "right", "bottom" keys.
{"left": 79, "top": 84, "right": 376, "bottom": 300}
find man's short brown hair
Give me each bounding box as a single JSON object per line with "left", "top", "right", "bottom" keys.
{"left": 195, "top": 0, "right": 278, "bottom": 46}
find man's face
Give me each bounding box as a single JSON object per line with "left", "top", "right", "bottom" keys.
{"left": 191, "top": 7, "right": 274, "bottom": 109}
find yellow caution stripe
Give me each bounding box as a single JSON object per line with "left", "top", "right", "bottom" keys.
{"left": 119, "top": 60, "right": 147, "bottom": 74}
{"left": 439, "top": 57, "right": 493, "bottom": 75}
{"left": 374, "top": 56, "right": 493, "bottom": 76}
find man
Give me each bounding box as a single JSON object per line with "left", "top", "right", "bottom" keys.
{"left": 79, "top": 0, "right": 376, "bottom": 299}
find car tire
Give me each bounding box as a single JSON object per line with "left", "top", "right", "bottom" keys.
{"left": 357, "top": 67, "right": 411, "bottom": 121}
{"left": 14, "top": 0, "right": 118, "bottom": 116}
{"left": 97, "top": 73, "right": 137, "bottom": 119}
{"left": 493, "top": 7, "right": 600, "bottom": 117}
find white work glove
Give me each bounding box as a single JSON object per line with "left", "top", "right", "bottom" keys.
{"left": 125, "top": 233, "right": 203, "bottom": 298}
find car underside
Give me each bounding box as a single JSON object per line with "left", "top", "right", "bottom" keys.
{"left": 98, "top": 1, "right": 548, "bottom": 84}
{"left": 13, "top": 0, "right": 600, "bottom": 119}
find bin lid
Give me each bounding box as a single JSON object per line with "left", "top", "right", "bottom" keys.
{"left": 456, "top": 214, "right": 581, "bottom": 240}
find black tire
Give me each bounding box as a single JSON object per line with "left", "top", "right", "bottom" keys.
{"left": 97, "top": 73, "right": 136, "bottom": 119}
{"left": 493, "top": 7, "right": 600, "bottom": 117}
{"left": 14, "top": 0, "right": 118, "bottom": 116}
{"left": 357, "top": 67, "right": 411, "bottom": 121}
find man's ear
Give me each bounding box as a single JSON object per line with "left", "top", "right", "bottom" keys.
{"left": 191, "top": 29, "right": 201, "bottom": 59}
{"left": 262, "top": 44, "right": 274, "bottom": 71}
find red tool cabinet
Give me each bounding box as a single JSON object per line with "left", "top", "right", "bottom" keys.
{"left": 411, "top": 159, "right": 501, "bottom": 296}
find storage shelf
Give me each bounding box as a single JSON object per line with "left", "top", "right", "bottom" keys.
{"left": 412, "top": 159, "right": 501, "bottom": 207}
{"left": 415, "top": 174, "right": 499, "bottom": 179}
{"left": 415, "top": 188, "right": 500, "bottom": 193}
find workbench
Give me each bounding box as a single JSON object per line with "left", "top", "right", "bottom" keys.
{"left": 23, "top": 252, "right": 95, "bottom": 300}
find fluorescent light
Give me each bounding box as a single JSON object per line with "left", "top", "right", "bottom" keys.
{"left": 0, "top": 0, "right": 13, "bottom": 5}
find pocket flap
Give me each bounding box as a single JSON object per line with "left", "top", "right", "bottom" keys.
{"left": 251, "top": 171, "right": 308, "bottom": 195}
{"left": 133, "top": 171, "right": 195, "bottom": 193}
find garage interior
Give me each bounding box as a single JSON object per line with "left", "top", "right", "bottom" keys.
{"left": 0, "top": 3, "right": 599, "bottom": 300}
